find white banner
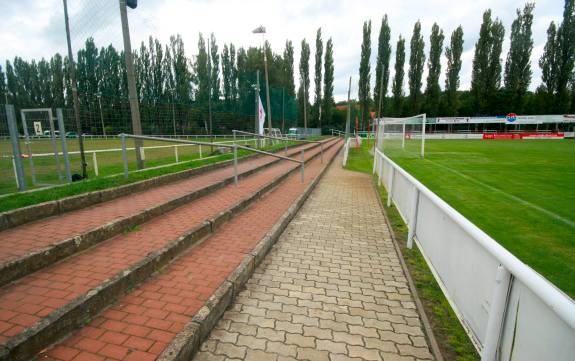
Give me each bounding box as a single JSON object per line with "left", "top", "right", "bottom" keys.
{"left": 258, "top": 96, "right": 266, "bottom": 135}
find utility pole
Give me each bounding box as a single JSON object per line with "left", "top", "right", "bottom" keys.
{"left": 345, "top": 76, "right": 351, "bottom": 141}
{"left": 282, "top": 87, "right": 285, "bottom": 134}
{"left": 96, "top": 91, "right": 106, "bottom": 139}
{"left": 171, "top": 89, "right": 176, "bottom": 136}
{"left": 208, "top": 36, "right": 213, "bottom": 151}
{"left": 63, "top": 0, "right": 88, "bottom": 178}
{"left": 255, "top": 70, "right": 260, "bottom": 147}
{"left": 252, "top": 26, "right": 272, "bottom": 133}
{"left": 119, "top": 0, "right": 144, "bottom": 169}
{"left": 303, "top": 84, "right": 307, "bottom": 134}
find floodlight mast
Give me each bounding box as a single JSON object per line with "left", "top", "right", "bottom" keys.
{"left": 253, "top": 25, "right": 272, "bottom": 134}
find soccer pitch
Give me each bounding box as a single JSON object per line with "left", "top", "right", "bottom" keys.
{"left": 383, "top": 139, "right": 575, "bottom": 299}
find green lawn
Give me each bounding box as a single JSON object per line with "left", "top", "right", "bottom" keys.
{"left": 382, "top": 139, "right": 575, "bottom": 299}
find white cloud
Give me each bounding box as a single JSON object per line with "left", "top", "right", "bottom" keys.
{"left": 0, "top": 0, "right": 565, "bottom": 101}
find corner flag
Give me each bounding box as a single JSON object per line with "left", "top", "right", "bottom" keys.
{"left": 258, "top": 96, "right": 266, "bottom": 135}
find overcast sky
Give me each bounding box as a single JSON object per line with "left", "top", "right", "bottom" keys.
{"left": 0, "top": 0, "right": 565, "bottom": 101}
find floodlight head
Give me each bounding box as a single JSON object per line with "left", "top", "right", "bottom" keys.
{"left": 127, "top": 0, "right": 137, "bottom": 9}
{"left": 252, "top": 25, "right": 266, "bottom": 34}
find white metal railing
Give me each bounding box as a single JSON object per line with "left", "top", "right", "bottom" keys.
{"left": 342, "top": 138, "right": 351, "bottom": 167}
{"left": 373, "top": 148, "right": 575, "bottom": 361}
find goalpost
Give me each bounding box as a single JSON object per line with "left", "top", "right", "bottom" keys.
{"left": 375, "top": 114, "right": 426, "bottom": 158}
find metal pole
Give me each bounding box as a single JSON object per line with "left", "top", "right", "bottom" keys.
{"left": 20, "top": 111, "right": 37, "bottom": 185}
{"left": 174, "top": 146, "right": 179, "bottom": 163}
{"left": 171, "top": 90, "right": 176, "bottom": 136}
{"left": 233, "top": 144, "right": 238, "bottom": 185}
{"left": 6, "top": 105, "right": 27, "bottom": 191}
{"left": 63, "top": 0, "right": 88, "bottom": 178}
{"left": 119, "top": 0, "right": 144, "bottom": 169}
{"left": 421, "top": 114, "right": 426, "bottom": 158}
{"left": 345, "top": 77, "right": 351, "bottom": 141}
{"left": 282, "top": 87, "right": 285, "bottom": 134}
{"left": 97, "top": 93, "right": 106, "bottom": 138}
{"left": 263, "top": 37, "right": 272, "bottom": 133}
{"left": 255, "top": 70, "right": 260, "bottom": 148}
{"left": 92, "top": 152, "right": 99, "bottom": 176}
{"left": 121, "top": 134, "right": 129, "bottom": 179}
{"left": 303, "top": 81, "right": 307, "bottom": 134}
{"left": 402, "top": 122, "right": 406, "bottom": 149}
{"left": 208, "top": 37, "right": 214, "bottom": 153}
{"left": 56, "top": 108, "right": 72, "bottom": 182}
{"left": 299, "top": 150, "right": 305, "bottom": 183}
{"left": 481, "top": 266, "right": 512, "bottom": 361}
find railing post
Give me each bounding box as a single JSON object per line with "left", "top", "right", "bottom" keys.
{"left": 92, "top": 152, "right": 99, "bottom": 177}
{"left": 233, "top": 130, "right": 236, "bottom": 144}
{"left": 378, "top": 156, "right": 383, "bottom": 186}
{"left": 174, "top": 146, "right": 179, "bottom": 163}
{"left": 387, "top": 168, "right": 395, "bottom": 207}
{"left": 121, "top": 134, "right": 128, "bottom": 179}
{"left": 407, "top": 187, "right": 420, "bottom": 249}
{"left": 482, "top": 265, "right": 512, "bottom": 361}
{"left": 233, "top": 144, "right": 238, "bottom": 185}
{"left": 300, "top": 150, "right": 304, "bottom": 183}
{"left": 199, "top": 144, "right": 202, "bottom": 159}
{"left": 373, "top": 151, "right": 378, "bottom": 174}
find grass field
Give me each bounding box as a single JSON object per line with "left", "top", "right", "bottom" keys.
{"left": 382, "top": 138, "right": 575, "bottom": 299}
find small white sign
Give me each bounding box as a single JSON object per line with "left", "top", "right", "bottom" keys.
{"left": 33, "top": 122, "right": 43, "bottom": 136}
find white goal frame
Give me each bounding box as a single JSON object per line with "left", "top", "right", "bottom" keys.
{"left": 375, "top": 113, "right": 426, "bottom": 158}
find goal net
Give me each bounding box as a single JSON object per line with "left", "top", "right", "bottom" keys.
{"left": 375, "top": 114, "right": 426, "bottom": 158}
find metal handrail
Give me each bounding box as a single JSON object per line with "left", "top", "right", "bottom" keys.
{"left": 120, "top": 133, "right": 306, "bottom": 183}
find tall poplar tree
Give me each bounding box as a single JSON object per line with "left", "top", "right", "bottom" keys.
{"left": 374, "top": 15, "right": 392, "bottom": 117}
{"left": 391, "top": 36, "right": 406, "bottom": 116}
{"left": 470, "top": 10, "right": 505, "bottom": 114}
{"left": 209, "top": 33, "right": 220, "bottom": 103}
{"left": 194, "top": 33, "right": 209, "bottom": 112}
{"left": 283, "top": 40, "right": 295, "bottom": 96}
{"left": 313, "top": 28, "right": 323, "bottom": 127}
{"left": 504, "top": 3, "right": 535, "bottom": 112}
{"left": 445, "top": 26, "right": 464, "bottom": 116}
{"left": 425, "top": 23, "right": 444, "bottom": 117}
{"left": 298, "top": 39, "right": 311, "bottom": 126}
{"left": 322, "top": 38, "right": 334, "bottom": 124}
{"left": 556, "top": 0, "right": 575, "bottom": 111}
{"left": 408, "top": 21, "right": 425, "bottom": 115}
{"left": 358, "top": 20, "right": 372, "bottom": 129}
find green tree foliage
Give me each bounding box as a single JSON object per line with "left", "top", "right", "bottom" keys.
{"left": 194, "top": 33, "right": 209, "bottom": 113}
{"left": 0, "top": 65, "right": 6, "bottom": 104}
{"left": 408, "top": 21, "right": 425, "bottom": 115}
{"left": 374, "top": 15, "right": 392, "bottom": 117}
{"left": 209, "top": 33, "right": 220, "bottom": 103}
{"left": 358, "top": 20, "right": 372, "bottom": 129}
{"left": 222, "top": 44, "right": 233, "bottom": 106}
{"left": 557, "top": 0, "right": 575, "bottom": 112}
{"left": 313, "top": 28, "right": 323, "bottom": 127}
{"left": 322, "top": 38, "right": 335, "bottom": 125}
{"left": 445, "top": 26, "right": 464, "bottom": 116}
{"left": 471, "top": 10, "right": 505, "bottom": 115}
{"left": 283, "top": 40, "right": 295, "bottom": 96}
{"left": 425, "top": 23, "right": 444, "bottom": 117}
{"left": 298, "top": 39, "right": 311, "bottom": 126}
{"left": 504, "top": 3, "right": 535, "bottom": 113}
{"left": 391, "top": 36, "right": 406, "bottom": 116}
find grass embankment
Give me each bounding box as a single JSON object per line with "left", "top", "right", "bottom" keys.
{"left": 344, "top": 142, "right": 480, "bottom": 361}
{"left": 0, "top": 139, "right": 312, "bottom": 213}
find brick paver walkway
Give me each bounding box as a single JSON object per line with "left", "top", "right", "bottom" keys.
{"left": 194, "top": 157, "right": 434, "bottom": 361}
{"left": 39, "top": 141, "right": 341, "bottom": 360}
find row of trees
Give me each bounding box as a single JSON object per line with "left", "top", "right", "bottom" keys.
{"left": 357, "top": 0, "right": 575, "bottom": 128}
{"left": 0, "top": 29, "right": 337, "bottom": 134}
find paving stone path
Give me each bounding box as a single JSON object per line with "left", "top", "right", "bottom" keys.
{"left": 194, "top": 157, "right": 434, "bottom": 361}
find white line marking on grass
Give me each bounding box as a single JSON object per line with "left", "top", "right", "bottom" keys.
{"left": 426, "top": 159, "right": 575, "bottom": 229}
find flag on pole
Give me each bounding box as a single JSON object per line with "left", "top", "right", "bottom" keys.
{"left": 258, "top": 96, "right": 266, "bottom": 135}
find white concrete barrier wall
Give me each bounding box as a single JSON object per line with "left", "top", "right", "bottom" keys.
{"left": 374, "top": 148, "right": 575, "bottom": 361}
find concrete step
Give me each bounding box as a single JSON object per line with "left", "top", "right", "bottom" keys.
{"left": 0, "top": 140, "right": 333, "bottom": 287}
{"left": 38, "top": 139, "right": 342, "bottom": 361}
{"left": 0, "top": 139, "right": 341, "bottom": 360}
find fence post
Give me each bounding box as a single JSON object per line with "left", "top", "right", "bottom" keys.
{"left": 121, "top": 134, "right": 128, "bottom": 179}
{"left": 92, "top": 152, "right": 99, "bottom": 177}
{"left": 482, "top": 266, "right": 512, "bottom": 361}
{"left": 233, "top": 130, "right": 236, "bottom": 144}
{"left": 199, "top": 144, "right": 202, "bottom": 159}
{"left": 373, "top": 151, "right": 378, "bottom": 174}
{"left": 387, "top": 168, "right": 395, "bottom": 207}
{"left": 407, "top": 187, "right": 420, "bottom": 249}
{"left": 5, "top": 104, "right": 26, "bottom": 191}
{"left": 233, "top": 144, "right": 238, "bottom": 185}
{"left": 300, "top": 150, "right": 304, "bottom": 183}
{"left": 378, "top": 157, "right": 383, "bottom": 186}
{"left": 174, "top": 146, "right": 179, "bottom": 163}
{"left": 56, "top": 109, "right": 72, "bottom": 182}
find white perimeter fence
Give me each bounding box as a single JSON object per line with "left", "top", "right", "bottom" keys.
{"left": 373, "top": 148, "right": 575, "bottom": 361}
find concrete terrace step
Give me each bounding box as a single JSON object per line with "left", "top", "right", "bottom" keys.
{"left": 0, "top": 139, "right": 341, "bottom": 361}
{"left": 0, "top": 140, "right": 334, "bottom": 287}
{"left": 37, "top": 139, "right": 342, "bottom": 361}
